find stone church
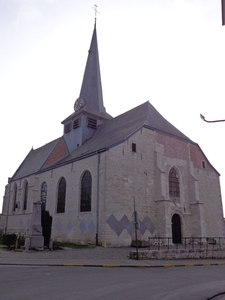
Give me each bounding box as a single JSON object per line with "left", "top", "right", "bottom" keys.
{"left": 0, "top": 21, "right": 224, "bottom": 247}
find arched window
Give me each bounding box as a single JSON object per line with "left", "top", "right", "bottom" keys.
{"left": 13, "top": 184, "right": 17, "bottom": 211}
{"left": 169, "top": 167, "right": 180, "bottom": 197}
{"left": 57, "top": 177, "right": 66, "bottom": 213}
{"left": 80, "top": 171, "right": 92, "bottom": 212}
{"left": 41, "top": 182, "right": 47, "bottom": 211}
{"left": 23, "top": 181, "right": 28, "bottom": 211}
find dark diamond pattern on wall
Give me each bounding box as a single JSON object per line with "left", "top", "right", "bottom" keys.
{"left": 88, "top": 220, "right": 96, "bottom": 234}
{"left": 142, "top": 215, "right": 155, "bottom": 234}
{"left": 126, "top": 221, "right": 134, "bottom": 235}
{"left": 19, "top": 218, "right": 23, "bottom": 227}
{"left": 139, "top": 221, "right": 147, "bottom": 235}
{"left": 106, "top": 214, "right": 155, "bottom": 236}
{"left": 55, "top": 215, "right": 155, "bottom": 237}
{"left": 106, "top": 214, "right": 118, "bottom": 229}
{"left": 114, "top": 215, "right": 130, "bottom": 236}
{"left": 77, "top": 219, "right": 96, "bottom": 235}
{"left": 79, "top": 220, "right": 86, "bottom": 233}
{"left": 67, "top": 220, "right": 73, "bottom": 232}
{"left": 55, "top": 220, "right": 62, "bottom": 232}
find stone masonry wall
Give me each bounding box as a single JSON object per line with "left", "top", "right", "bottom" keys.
{"left": 1, "top": 126, "right": 224, "bottom": 246}
{"left": 40, "top": 155, "right": 99, "bottom": 244}
{"left": 100, "top": 128, "right": 157, "bottom": 246}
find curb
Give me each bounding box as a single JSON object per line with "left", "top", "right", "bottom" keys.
{"left": 1, "top": 262, "right": 225, "bottom": 268}
{"left": 62, "top": 262, "right": 225, "bottom": 268}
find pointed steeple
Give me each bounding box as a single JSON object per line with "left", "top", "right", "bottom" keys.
{"left": 62, "top": 20, "right": 111, "bottom": 153}
{"left": 74, "top": 21, "right": 107, "bottom": 115}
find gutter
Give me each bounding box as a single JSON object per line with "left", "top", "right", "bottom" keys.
{"left": 5, "top": 179, "right": 12, "bottom": 233}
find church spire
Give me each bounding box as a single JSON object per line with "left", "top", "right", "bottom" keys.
{"left": 74, "top": 19, "right": 106, "bottom": 115}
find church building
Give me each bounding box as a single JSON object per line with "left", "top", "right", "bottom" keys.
{"left": 0, "top": 20, "right": 224, "bottom": 247}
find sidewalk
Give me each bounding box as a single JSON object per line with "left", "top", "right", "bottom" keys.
{"left": 1, "top": 246, "right": 225, "bottom": 268}
{"left": 1, "top": 246, "right": 225, "bottom": 299}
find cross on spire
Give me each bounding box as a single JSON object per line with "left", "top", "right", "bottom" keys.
{"left": 92, "top": 4, "right": 100, "bottom": 21}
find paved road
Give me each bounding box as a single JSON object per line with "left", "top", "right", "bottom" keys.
{"left": 1, "top": 247, "right": 225, "bottom": 299}
{"left": 0, "top": 264, "right": 225, "bottom": 299}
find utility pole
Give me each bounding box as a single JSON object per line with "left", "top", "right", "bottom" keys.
{"left": 222, "top": 0, "right": 225, "bottom": 25}
{"left": 133, "top": 197, "right": 139, "bottom": 260}
{"left": 200, "top": 2, "right": 225, "bottom": 121}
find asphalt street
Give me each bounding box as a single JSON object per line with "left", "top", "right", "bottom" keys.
{"left": 0, "top": 247, "right": 225, "bottom": 299}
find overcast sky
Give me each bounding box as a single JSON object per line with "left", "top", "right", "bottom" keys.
{"left": 0, "top": 0, "right": 225, "bottom": 212}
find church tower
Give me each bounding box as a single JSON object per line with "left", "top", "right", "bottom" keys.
{"left": 61, "top": 20, "right": 111, "bottom": 153}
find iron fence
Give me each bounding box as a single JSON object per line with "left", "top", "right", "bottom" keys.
{"left": 148, "top": 237, "right": 224, "bottom": 251}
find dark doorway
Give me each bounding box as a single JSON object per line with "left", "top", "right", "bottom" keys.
{"left": 41, "top": 210, "right": 52, "bottom": 248}
{"left": 172, "top": 214, "right": 182, "bottom": 244}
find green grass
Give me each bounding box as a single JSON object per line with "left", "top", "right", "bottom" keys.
{"left": 53, "top": 241, "right": 94, "bottom": 250}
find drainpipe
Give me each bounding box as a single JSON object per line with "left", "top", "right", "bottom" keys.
{"left": 96, "top": 152, "right": 100, "bottom": 246}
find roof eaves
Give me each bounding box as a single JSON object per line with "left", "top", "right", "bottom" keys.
{"left": 143, "top": 124, "right": 193, "bottom": 143}
{"left": 37, "top": 124, "right": 145, "bottom": 171}
{"left": 37, "top": 147, "right": 108, "bottom": 173}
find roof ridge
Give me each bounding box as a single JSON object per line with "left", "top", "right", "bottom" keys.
{"left": 144, "top": 102, "right": 193, "bottom": 143}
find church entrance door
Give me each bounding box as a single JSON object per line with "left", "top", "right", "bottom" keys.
{"left": 172, "top": 214, "right": 182, "bottom": 244}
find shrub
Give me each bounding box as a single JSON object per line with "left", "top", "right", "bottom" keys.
{"left": 2, "top": 234, "right": 17, "bottom": 249}
{"left": 53, "top": 241, "right": 94, "bottom": 250}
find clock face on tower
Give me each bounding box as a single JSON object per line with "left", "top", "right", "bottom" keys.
{"left": 74, "top": 97, "right": 85, "bottom": 111}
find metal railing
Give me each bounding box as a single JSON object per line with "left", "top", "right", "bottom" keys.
{"left": 148, "top": 237, "right": 224, "bottom": 251}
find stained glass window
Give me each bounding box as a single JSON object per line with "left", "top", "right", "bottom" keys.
{"left": 169, "top": 167, "right": 180, "bottom": 197}
{"left": 23, "top": 181, "right": 28, "bottom": 211}
{"left": 57, "top": 177, "right": 66, "bottom": 213}
{"left": 80, "top": 171, "right": 92, "bottom": 212}
{"left": 41, "top": 182, "right": 47, "bottom": 211}
{"left": 13, "top": 184, "right": 17, "bottom": 211}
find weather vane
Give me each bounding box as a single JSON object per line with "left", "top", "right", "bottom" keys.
{"left": 92, "top": 4, "right": 100, "bottom": 21}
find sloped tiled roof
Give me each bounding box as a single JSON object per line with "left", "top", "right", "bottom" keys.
{"left": 144, "top": 101, "right": 192, "bottom": 141}
{"left": 58, "top": 101, "right": 193, "bottom": 163}
{"left": 12, "top": 138, "right": 62, "bottom": 180}
{"left": 11, "top": 101, "right": 195, "bottom": 180}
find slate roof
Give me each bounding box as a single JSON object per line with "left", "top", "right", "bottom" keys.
{"left": 144, "top": 101, "right": 192, "bottom": 140}
{"left": 12, "top": 99, "right": 222, "bottom": 181}
{"left": 12, "top": 138, "right": 61, "bottom": 180}
{"left": 58, "top": 101, "right": 193, "bottom": 163}
{"left": 77, "top": 21, "right": 109, "bottom": 118}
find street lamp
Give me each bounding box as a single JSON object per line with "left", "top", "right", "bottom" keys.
{"left": 222, "top": 0, "right": 225, "bottom": 26}
{"left": 200, "top": 114, "right": 225, "bottom": 123}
